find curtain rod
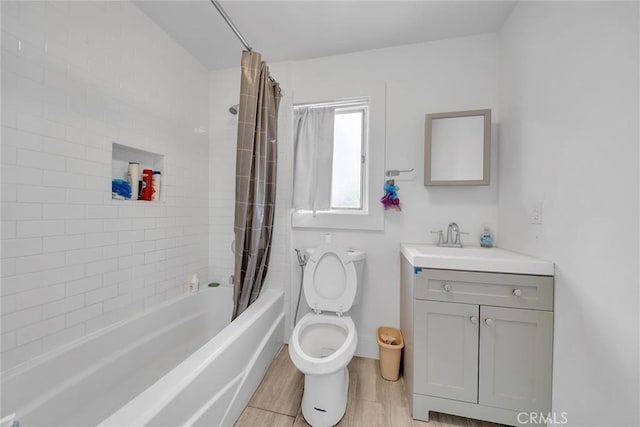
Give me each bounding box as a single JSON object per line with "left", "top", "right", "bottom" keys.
{"left": 209, "top": 0, "right": 282, "bottom": 93}
{"left": 293, "top": 98, "right": 369, "bottom": 109}
{"left": 209, "top": 0, "right": 252, "bottom": 51}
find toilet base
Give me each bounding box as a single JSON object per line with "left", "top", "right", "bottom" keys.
{"left": 301, "top": 367, "right": 349, "bottom": 427}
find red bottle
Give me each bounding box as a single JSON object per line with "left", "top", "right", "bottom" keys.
{"left": 141, "top": 169, "right": 154, "bottom": 201}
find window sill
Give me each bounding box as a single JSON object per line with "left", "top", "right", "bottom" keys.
{"left": 291, "top": 208, "right": 383, "bottom": 231}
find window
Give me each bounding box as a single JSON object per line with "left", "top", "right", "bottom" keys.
{"left": 331, "top": 104, "right": 366, "bottom": 210}
{"left": 291, "top": 82, "right": 385, "bottom": 231}
{"left": 293, "top": 99, "right": 368, "bottom": 213}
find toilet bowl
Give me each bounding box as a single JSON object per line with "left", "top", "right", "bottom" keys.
{"left": 289, "top": 244, "right": 365, "bottom": 427}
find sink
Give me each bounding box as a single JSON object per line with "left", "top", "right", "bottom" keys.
{"left": 401, "top": 244, "right": 554, "bottom": 276}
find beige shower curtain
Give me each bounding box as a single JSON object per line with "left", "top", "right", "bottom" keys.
{"left": 232, "top": 51, "right": 281, "bottom": 320}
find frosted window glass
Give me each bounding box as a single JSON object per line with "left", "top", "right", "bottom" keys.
{"left": 331, "top": 111, "right": 363, "bottom": 209}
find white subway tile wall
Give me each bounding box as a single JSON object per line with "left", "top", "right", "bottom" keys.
{"left": 1, "top": 1, "right": 210, "bottom": 369}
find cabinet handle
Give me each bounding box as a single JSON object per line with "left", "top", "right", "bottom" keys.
{"left": 485, "top": 318, "right": 494, "bottom": 326}
{"left": 513, "top": 289, "right": 523, "bottom": 297}
{"left": 470, "top": 316, "right": 478, "bottom": 324}
{"left": 442, "top": 283, "right": 452, "bottom": 292}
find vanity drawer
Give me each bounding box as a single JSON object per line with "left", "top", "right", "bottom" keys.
{"left": 414, "top": 269, "right": 553, "bottom": 311}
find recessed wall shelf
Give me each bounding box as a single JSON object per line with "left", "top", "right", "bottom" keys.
{"left": 112, "top": 143, "right": 165, "bottom": 202}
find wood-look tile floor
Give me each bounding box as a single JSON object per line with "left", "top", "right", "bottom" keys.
{"left": 235, "top": 345, "right": 504, "bottom": 427}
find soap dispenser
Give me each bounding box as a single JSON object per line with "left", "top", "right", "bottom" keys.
{"left": 480, "top": 228, "right": 493, "bottom": 248}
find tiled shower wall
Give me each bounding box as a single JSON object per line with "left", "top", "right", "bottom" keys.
{"left": 1, "top": 1, "right": 210, "bottom": 369}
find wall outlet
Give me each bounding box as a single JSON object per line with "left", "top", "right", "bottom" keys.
{"left": 530, "top": 201, "right": 543, "bottom": 224}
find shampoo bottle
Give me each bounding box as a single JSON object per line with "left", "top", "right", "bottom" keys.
{"left": 127, "top": 162, "right": 140, "bottom": 200}
{"left": 189, "top": 274, "right": 200, "bottom": 293}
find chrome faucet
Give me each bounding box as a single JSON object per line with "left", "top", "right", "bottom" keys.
{"left": 430, "top": 222, "right": 467, "bottom": 248}
{"left": 447, "top": 222, "right": 460, "bottom": 246}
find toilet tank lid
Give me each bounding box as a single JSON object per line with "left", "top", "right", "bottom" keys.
{"left": 306, "top": 247, "right": 365, "bottom": 261}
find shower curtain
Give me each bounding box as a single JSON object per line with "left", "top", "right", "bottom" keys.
{"left": 232, "top": 51, "right": 282, "bottom": 320}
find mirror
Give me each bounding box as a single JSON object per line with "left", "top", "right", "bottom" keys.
{"left": 424, "top": 109, "right": 491, "bottom": 186}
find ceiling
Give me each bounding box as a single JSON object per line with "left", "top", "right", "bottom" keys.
{"left": 135, "top": 1, "right": 516, "bottom": 71}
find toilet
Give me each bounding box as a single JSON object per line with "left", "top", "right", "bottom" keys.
{"left": 289, "top": 244, "right": 365, "bottom": 427}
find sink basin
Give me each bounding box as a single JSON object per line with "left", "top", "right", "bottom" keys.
{"left": 401, "top": 244, "right": 554, "bottom": 276}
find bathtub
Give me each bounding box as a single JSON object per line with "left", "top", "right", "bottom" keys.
{"left": 1, "top": 286, "right": 284, "bottom": 427}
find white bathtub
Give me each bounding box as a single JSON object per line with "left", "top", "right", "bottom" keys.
{"left": 0, "top": 286, "right": 284, "bottom": 427}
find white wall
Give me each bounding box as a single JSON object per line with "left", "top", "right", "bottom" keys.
{"left": 208, "top": 33, "right": 501, "bottom": 356}
{"left": 1, "top": 1, "right": 210, "bottom": 370}
{"left": 498, "top": 2, "right": 640, "bottom": 426}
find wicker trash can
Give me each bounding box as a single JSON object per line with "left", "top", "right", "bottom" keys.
{"left": 377, "top": 326, "right": 404, "bottom": 381}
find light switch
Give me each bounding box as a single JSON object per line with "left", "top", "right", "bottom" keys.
{"left": 531, "top": 201, "right": 543, "bottom": 224}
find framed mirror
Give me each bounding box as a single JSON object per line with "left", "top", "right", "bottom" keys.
{"left": 424, "top": 109, "right": 491, "bottom": 186}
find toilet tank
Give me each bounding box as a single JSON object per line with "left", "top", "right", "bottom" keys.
{"left": 306, "top": 247, "right": 366, "bottom": 306}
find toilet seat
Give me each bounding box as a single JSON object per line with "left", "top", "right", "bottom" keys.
{"left": 289, "top": 313, "right": 357, "bottom": 376}
{"left": 303, "top": 244, "right": 357, "bottom": 315}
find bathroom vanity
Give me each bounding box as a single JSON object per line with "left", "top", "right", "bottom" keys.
{"left": 400, "top": 244, "right": 554, "bottom": 426}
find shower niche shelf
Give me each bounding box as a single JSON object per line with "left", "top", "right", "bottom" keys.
{"left": 111, "top": 143, "right": 165, "bottom": 203}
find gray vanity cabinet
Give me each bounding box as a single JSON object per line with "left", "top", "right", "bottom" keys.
{"left": 400, "top": 255, "right": 554, "bottom": 426}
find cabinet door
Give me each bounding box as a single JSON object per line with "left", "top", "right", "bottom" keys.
{"left": 479, "top": 306, "right": 553, "bottom": 413}
{"left": 414, "top": 300, "right": 479, "bottom": 403}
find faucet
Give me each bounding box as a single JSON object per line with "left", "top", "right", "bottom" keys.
{"left": 447, "top": 222, "right": 460, "bottom": 246}
{"left": 430, "top": 222, "right": 467, "bottom": 248}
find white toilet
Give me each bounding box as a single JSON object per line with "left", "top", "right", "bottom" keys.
{"left": 289, "top": 244, "right": 365, "bottom": 427}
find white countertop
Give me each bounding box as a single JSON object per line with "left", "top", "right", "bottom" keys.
{"left": 400, "top": 244, "right": 554, "bottom": 276}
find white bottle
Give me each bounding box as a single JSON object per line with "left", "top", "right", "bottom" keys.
{"left": 127, "top": 162, "right": 140, "bottom": 200}
{"left": 189, "top": 274, "right": 200, "bottom": 293}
